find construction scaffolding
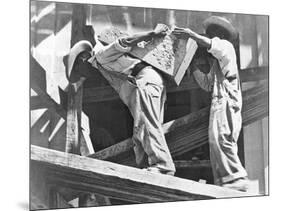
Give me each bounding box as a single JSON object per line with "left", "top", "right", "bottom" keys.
{"left": 30, "top": 2, "right": 269, "bottom": 210}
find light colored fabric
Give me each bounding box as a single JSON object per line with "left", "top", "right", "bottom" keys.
{"left": 94, "top": 40, "right": 139, "bottom": 75}
{"left": 126, "top": 67, "right": 174, "bottom": 171}
{"left": 193, "top": 60, "right": 215, "bottom": 92}
{"left": 90, "top": 39, "right": 175, "bottom": 173}
{"left": 195, "top": 37, "right": 246, "bottom": 185}
{"left": 208, "top": 37, "right": 238, "bottom": 79}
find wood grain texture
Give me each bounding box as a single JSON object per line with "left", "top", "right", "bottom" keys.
{"left": 31, "top": 145, "right": 250, "bottom": 203}
{"left": 174, "top": 160, "right": 211, "bottom": 169}
{"left": 30, "top": 56, "right": 94, "bottom": 155}
{"left": 65, "top": 79, "right": 85, "bottom": 154}
{"left": 88, "top": 83, "right": 268, "bottom": 165}
{"left": 30, "top": 56, "right": 46, "bottom": 93}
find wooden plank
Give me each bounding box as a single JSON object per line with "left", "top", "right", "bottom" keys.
{"left": 70, "top": 5, "right": 95, "bottom": 47}
{"left": 31, "top": 145, "right": 250, "bottom": 203}
{"left": 31, "top": 77, "right": 93, "bottom": 155}
{"left": 69, "top": 4, "right": 105, "bottom": 207}
{"left": 31, "top": 80, "right": 67, "bottom": 118}
{"left": 89, "top": 83, "right": 268, "bottom": 165}
{"left": 98, "top": 25, "right": 198, "bottom": 85}
{"left": 30, "top": 96, "right": 46, "bottom": 110}
{"left": 32, "top": 64, "right": 267, "bottom": 106}
{"left": 65, "top": 79, "right": 85, "bottom": 154}
{"left": 174, "top": 160, "right": 211, "bottom": 169}
{"left": 239, "top": 66, "right": 268, "bottom": 82}
{"left": 30, "top": 56, "right": 94, "bottom": 155}
{"left": 83, "top": 66, "right": 268, "bottom": 104}
{"left": 30, "top": 56, "right": 46, "bottom": 93}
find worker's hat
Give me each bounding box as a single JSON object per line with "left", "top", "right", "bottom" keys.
{"left": 203, "top": 16, "right": 238, "bottom": 41}
{"left": 63, "top": 40, "right": 93, "bottom": 83}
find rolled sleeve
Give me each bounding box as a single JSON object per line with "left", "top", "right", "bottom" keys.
{"left": 207, "top": 37, "right": 237, "bottom": 77}
{"left": 95, "top": 39, "right": 132, "bottom": 65}
{"left": 115, "top": 38, "right": 132, "bottom": 52}
{"left": 207, "top": 37, "right": 232, "bottom": 60}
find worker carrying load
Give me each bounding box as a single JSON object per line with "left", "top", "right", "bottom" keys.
{"left": 172, "top": 16, "right": 249, "bottom": 191}
{"left": 65, "top": 24, "right": 184, "bottom": 176}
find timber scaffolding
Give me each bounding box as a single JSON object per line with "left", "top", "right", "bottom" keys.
{"left": 30, "top": 4, "right": 269, "bottom": 210}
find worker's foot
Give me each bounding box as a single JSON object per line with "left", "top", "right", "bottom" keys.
{"left": 222, "top": 178, "right": 250, "bottom": 192}
{"left": 144, "top": 167, "right": 175, "bottom": 176}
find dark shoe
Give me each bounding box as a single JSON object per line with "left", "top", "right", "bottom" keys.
{"left": 222, "top": 178, "right": 250, "bottom": 192}
{"left": 144, "top": 167, "right": 175, "bottom": 176}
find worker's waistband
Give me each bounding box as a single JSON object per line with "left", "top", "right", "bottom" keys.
{"left": 128, "top": 61, "right": 164, "bottom": 87}
{"left": 130, "top": 61, "right": 150, "bottom": 77}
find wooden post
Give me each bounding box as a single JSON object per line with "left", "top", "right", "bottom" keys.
{"left": 65, "top": 78, "right": 85, "bottom": 154}
{"left": 66, "top": 4, "right": 110, "bottom": 207}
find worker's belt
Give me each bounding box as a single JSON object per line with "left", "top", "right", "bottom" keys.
{"left": 130, "top": 61, "right": 150, "bottom": 77}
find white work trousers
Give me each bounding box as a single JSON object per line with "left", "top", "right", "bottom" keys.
{"left": 98, "top": 65, "right": 175, "bottom": 173}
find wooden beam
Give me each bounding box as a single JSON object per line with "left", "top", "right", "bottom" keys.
{"left": 30, "top": 56, "right": 46, "bottom": 93}
{"left": 69, "top": 4, "right": 107, "bottom": 207}
{"left": 31, "top": 145, "right": 250, "bottom": 203}
{"left": 31, "top": 80, "right": 67, "bottom": 117}
{"left": 30, "top": 56, "right": 67, "bottom": 117}
{"left": 70, "top": 4, "right": 95, "bottom": 47}
{"left": 88, "top": 83, "right": 268, "bottom": 165}
{"left": 30, "top": 56, "right": 94, "bottom": 155}
{"left": 65, "top": 79, "right": 85, "bottom": 154}
{"left": 30, "top": 96, "right": 46, "bottom": 110}
{"left": 31, "top": 77, "right": 93, "bottom": 156}
{"left": 83, "top": 66, "right": 268, "bottom": 103}
{"left": 174, "top": 160, "right": 211, "bottom": 169}
{"left": 239, "top": 66, "right": 268, "bottom": 82}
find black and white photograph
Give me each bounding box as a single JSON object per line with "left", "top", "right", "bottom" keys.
{"left": 28, "top": 0, "right": 270, "bottom": 210}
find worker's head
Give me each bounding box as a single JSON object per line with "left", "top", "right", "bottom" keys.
{"left": 203, "top": 16, "right": 238, "bottom": 42}
{"left": 63, "top": 40, "right": 96, "bottom": 83}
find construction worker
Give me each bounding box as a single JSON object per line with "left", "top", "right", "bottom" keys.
{"left": 172, "top": 16, "right": 249, "bottom": 191}
{"left": 64, "top": 24, "right": 175, "bottom": 176}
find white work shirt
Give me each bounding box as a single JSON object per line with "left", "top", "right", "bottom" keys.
{"left": 91, "top": 40, "right": 140, "bottom": 75}
{"left": 193, "top": 37, "right": 242, "bottom": 110}
{"left": 193, "top": 37, "right": 239, "bottom": 91}
{"left": 90, "top": 39, "right": 164, "bottom": 86}
{"left": 207, "top": 37, "right": 238, "bottom": 79}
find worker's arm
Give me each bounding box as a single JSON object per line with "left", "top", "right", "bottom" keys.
{"left": 172, "top": 27, "right": 238, "bottom": 79}
{"left": 207, "top": 37, "right": 238, "bottom": 79}
{"left": 94, "top": 24, "right": 169, "bottom": 65}
{"left": 120, "top": 24, "right": 169, "bottom": 47}
{"left": 172, "top": 27, "right": 212, "bottom": 49}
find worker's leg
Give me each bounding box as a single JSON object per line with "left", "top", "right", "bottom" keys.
{"left": 97, "top": 67, "right": 174, "bottom": 173}
{"left": 209, "top": 98, "right": 247, "bottom": 185}
{"left": 123, "top": 67, "right": 175, "bottom": 173}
